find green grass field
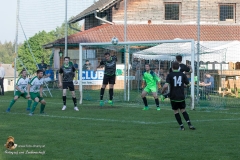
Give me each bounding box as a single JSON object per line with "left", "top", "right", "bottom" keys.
{"left": 0, "top": 90, "right": 240, "bottom": 160}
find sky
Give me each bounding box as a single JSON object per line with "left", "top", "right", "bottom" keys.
{"left": 0, "top": 0, "right": 94, "bottom": 43}
{"left": 0, "top": 0, "right": 17, "bottom": 42}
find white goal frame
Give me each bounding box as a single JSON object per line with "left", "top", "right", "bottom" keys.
{"left": 79, "top": 39, "right": 195, "bottom": 110}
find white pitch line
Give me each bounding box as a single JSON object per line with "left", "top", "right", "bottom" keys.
{"left": 1, "top": 112, "right": 240, "bottom": 125}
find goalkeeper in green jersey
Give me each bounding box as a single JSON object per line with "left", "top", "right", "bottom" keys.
{"left": 6, "top": 69, "right": 32, "bottom": 112}
{"left": 141, "top": 63, "right": 161, "bottom": 111}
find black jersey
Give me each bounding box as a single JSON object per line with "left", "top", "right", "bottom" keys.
{"left": 100, "top": 56, "right": 117, "bottom": 75}
{"left": 59, "top": 64, "right": 76, "bottom": 82}
{"left": 166, "top": 71, "right": 189, "bottom": 101}
{"left": 169, "top": 63, "right": 190, "bottom": 73}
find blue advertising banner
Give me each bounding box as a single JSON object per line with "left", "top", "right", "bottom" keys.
{"left": 74, "top": 70, "right": 104, "bottom": 85}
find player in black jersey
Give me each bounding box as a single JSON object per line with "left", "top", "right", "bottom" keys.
{"left": 59, "top": 57, "right": 79, "bottom": 111}
{"left": 162, "top": 62, "right": 195, "bottom": 131}
{"left": 95, "top": 53, "right": 117, "bottom": 106}
{"left": 169, "top": 55, "right": 192, "bottom": 73}
{"left": 161, "top": 55, "right": 192, "bottom": 101}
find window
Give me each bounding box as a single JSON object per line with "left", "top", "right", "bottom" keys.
{"left": 165, "top": 3, "right": 180, "bottom": 20}
{"left": 219, "top": 4, "right": 235, "bottom": 22}
{"left": 83, "top": 50, "right": 96, "bottom": 59}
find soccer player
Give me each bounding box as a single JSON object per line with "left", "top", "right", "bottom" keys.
{"left": 141, "top": 64, "right": 161, "bottom": 111}
{"left": 6, "top": 69, "right": 32, "bottom": 112}
{"left": 162, "top": 62, "right": 195, "bottom": 130}
{"left": 26, "top": 70, "right": 46, "bottom": 116}
{"left": 59, "top": 57, "right": 79, "bottom": 111}
{"left": 161, "top": 55, "right": 192, "bottom": 101}
{"left": 95, "top": 52, "right": 117, "bottom": 106}
{"left": 169, "top": 55, "right": 192, "bottom": 73}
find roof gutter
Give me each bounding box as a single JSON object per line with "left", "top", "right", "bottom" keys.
{"left": 69, "top": 23, "right": 81, "bottom": 32}
{"left": 94, "top": 10, "right": 114, "bottom": 25}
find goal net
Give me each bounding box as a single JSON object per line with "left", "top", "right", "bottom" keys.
{"left": 78, "top": 39, "right": 196, "bottom": 109}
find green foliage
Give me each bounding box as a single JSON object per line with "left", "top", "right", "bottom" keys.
{"left": 0, "top": 21, "right": 80, "bottom": 75}
{"left": 0, "top": 41, "right": 15, "bottom": 64}
{"left": 54, "top": 20, "right": 81, "bottom": 39}
{"left": 18, "top": 30, "right": 56, "bottom": 75}
{"left": 17, "top": 21, "right": 81, "bottom": 75}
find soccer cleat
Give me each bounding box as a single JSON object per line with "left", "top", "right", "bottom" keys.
{"left": 99, "top": 100, "right": 104, "bottom": 107}
{"left": 108, "top": 100, "right": 113, "bottom": 106}
{"left": 26, "top": 107, "right": 30, "bottom": 111}
{"left": 74, "top": 107, "right": 79, "bottom": 111}
{"left": 62, "top": 105, "right": 66, "bottom": 111}
{"left": 160, "top": 95, "right": 165, "bottom": 101}
{"left": 189, "top": 125, "right": 196, "bottom": 130}
{"left": 29, "top": 112, "right": 34, "bottom": 116}
{"left": 156, "top": 107, "right": 161, "bottom": 111}
{"left": 6, "top": 108, "right": 10, "bottom": 112}
{"left": 142, "top": 106, "right": 149, "bottom": 110}
{"left": 179, "top": 127, "right": 185, "bottom": 131}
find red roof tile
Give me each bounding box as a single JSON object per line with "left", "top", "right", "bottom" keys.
{"left": 43, "top": 24, "right": 240, "bottom": 48}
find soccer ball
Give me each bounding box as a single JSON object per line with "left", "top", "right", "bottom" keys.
{"left": 111, "top": 37, "right": 118, "bottom": 45}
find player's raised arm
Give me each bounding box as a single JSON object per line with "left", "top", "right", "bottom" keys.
{"left": 183, "top": 73, "right": 190, "bottom": 86}
{"left": 186, "top": 64, "right": 192, "bottom": 73}
{"left": 94, "top": 60, "right": 104, "bottom": 73}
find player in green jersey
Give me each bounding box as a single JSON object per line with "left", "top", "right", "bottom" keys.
{"left": 141, "top": 64, "right": 161, "bottom": 111}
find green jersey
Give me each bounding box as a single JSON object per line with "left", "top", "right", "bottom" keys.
{"left": 142, "top": 71, "right": 160, "bottom": 87}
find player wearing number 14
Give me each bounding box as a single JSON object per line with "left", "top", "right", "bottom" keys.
{"left": 162, "top": 62, "right": 195, "bottom": 130}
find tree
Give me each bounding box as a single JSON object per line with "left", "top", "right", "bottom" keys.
{"left": 18, "top": 30, "right": 56, "bottom": 75}
{"left": 17, "top": 21, "right": 81, "bottom": 75}
{"left": 0, "top": 41, "right": 15, "bottom": 64}
{"left": 54, "top": 21, "right": 81, "bottom": 39}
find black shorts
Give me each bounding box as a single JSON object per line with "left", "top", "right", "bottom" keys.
{"left": 170, "top": 101, "right": 186, "bottom": 110}
{"left": 103, "top": 74, "right": 116, "bottom": 85}
{"left": 63, "top": 82, "right": 75, "bottom": 91}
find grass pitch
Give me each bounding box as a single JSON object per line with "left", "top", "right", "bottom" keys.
{"left": 0, "top": 90, "right": 240, "bottom": 160}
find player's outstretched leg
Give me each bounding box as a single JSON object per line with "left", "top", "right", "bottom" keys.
{"left": 99, "top": 87, "right": 105, "bottom": 107}
{"left": 108, "top": 88, "right": 113, "bottom": 106}
{"left": 181, "top": 109, "right": 196, "bottom": 130}
{"left": 153, "top": 92, "right": 160, "bottom": 111}
{"left": 29, "top": 101, "right": 38, "bottom": 116}
{"left": 72, "top": 97, "right": 79, "bottom": 111}
{"left": 155, "top": 98, "right": 160, "bottom": 111}
{"left": 26, "top": 99, "right": 32, "bottom": 111}
{"left": 39, "top": 99, "right": 46, "bottom": 114}
{"left": 6, "top": 99, "right": 16, "bottom": 112}
{"left": 174, "top": 111, "right": 185, "bottom": 130}
{"left": 141, "top": 90, "right": 149, "bottom": 110}
{"left": 62, "top": 96, "right": 67, "bottom": 110}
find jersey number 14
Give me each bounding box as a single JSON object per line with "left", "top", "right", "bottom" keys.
{"left": 173, "top": 76, "right": 182, "bottom": 87}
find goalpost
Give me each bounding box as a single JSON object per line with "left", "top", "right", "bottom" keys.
{"left": 79, "top": 39, "right": 195, "bottom": 110}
